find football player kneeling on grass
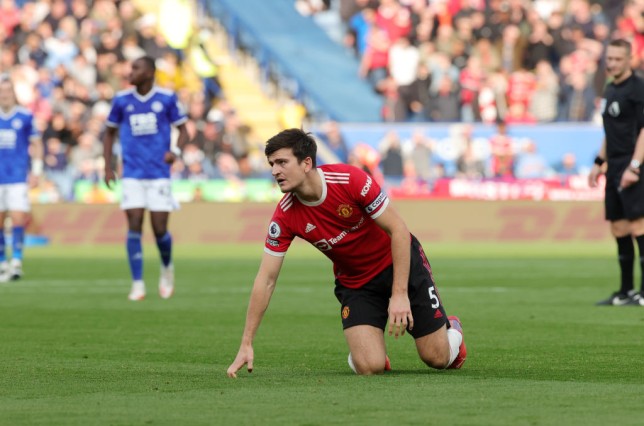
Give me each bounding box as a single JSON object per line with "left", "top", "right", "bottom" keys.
{"left": 227, "top": 129, "right": 466, "bottom": 377}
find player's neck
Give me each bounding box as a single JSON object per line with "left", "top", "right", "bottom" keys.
{"left": 0, "top": 105, "right": 13, "bottom": 114}
{"left": 295, "top": 169, "right": 322, "bottom": 202}
{"left": 613, "top": 69, "right": 632, "bottom": 85}
{"left": 135, "top": 82, "right": 154, "bottom": 96}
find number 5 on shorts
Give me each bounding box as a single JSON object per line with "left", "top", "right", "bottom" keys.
{"left": 428, "top": 286, "right": 440, "bottom": 308}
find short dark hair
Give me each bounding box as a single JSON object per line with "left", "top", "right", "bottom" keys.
{"left": 137, "top": 56, "right": 157, "bottom": 73}
{"left": 265, "top": 128, "right": 317, "bottom": 167}
{"left": 609, "top": 39, "right": 632, "bottom": 55}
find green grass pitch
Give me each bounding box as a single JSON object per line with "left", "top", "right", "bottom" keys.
{"left": 0, "top": 241, "right": 643, "bottom": 425}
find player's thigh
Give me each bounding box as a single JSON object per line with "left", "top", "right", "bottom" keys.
{"left": 343, "top": 325, "right": 387, "bottom": 374}
{"left": 610, "top": 219, "right": 631, "bottom": 237}
{"left": 630, "top": 217, "right": 644, "bottom": 235}
{"left": 146, "top": 179, "right": 176, "bottom": 212}
{"left": 149, "top": 211, "right": 170, "bottom": 236}
{"left": 414, "top": 323, "right": 450, "bottom": 369}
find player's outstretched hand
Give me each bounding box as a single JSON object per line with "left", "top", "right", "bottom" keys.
{"left": 164, "top": 151, "right": 177, "bottom": 164}
{"left": 387, "top": 293, "right": 413, "bottom": 339}
{"left": 104, "top": 169, "right": 116, "bottom": 189}
{"left": 227, "top": 345, "right": 254, "bottom": 378}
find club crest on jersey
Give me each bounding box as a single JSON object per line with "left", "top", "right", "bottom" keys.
{"left": 341, "top": 306, "right": 350, "bottom": 319}
{"left": 151, "top": 101, "right": 163, "bottom": 113}
{"left": 608, "top": 101, "right": 620, "bottom": 117}
{"left": 337, "top": 204, "right": 353, "bottom": 218}
{"left": 268, "top": 221, "right": 281, "bottom": 238}
{"left": 11, "top": 118, "right": 22, "bottom": 129}
{"left": 126, "top": 104, "right": 135, "bottom": 112}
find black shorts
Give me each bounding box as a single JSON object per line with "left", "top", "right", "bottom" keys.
{"left": 605, "top": 157, "right": 644, "bottom": 221}
{"left": 333, "top": 235, "right": 448, "bottom": 339}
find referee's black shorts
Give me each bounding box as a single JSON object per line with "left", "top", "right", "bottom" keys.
{"left": 605, "top": 157, "right": 644, "bottom": 221}
{"left": 334, "top": 235, "right": 448, "bottom": 339}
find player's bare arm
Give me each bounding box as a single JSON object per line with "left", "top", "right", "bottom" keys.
{"left": 227, "top": 253, "right": 284, "bottom": 378}
{"left": 165, "top": 122, "right": 189, "bottom": 164}
{"left": 374, "top": 205, "right": 413, "bottom": 338}
{"left": 28, "top": 137, "right": 44, "bottom": 185}
{"left": 620, "top": 128, "right": 644, "bottom": 189}
{"left": 103, "top": 126, "right": 118, "bottom": 188}
{"left": 589, "top": 138, "right": 607, "bottom": 188}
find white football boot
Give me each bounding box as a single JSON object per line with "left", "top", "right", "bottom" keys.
{"left": 159, "top": 264, "right": 174, "bottom": 299}
{"left": 128, "top": 280, "right": 146, "bottom": 301}
{"left": 10, "top": 258, "right": 22, "bottom": 280}
{"left": 0, "top": 261, "right": 9, "bottom": 282}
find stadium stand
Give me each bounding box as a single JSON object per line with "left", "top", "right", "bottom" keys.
{"left": 204, "top": 0, "right": 383, "bottom": 122}
{"left": 1, "top": 0, "right": 642, "bottom": 203}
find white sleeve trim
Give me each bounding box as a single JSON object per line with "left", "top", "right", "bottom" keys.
{"left": 105, "top": 121, "right": 119, "bottom": 128}
{"left": 172, "top": 116, "right": 188, "bottom": 126}
{"left": 264, "top": 247, "right": 287, "bottom": 257}
{"left": 369, "top": 197, "right": 390, "bottom": 220}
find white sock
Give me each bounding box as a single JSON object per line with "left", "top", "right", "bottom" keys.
{"left": 447, "top": 328, "right": 463, "bottom": 367}
{"left": 347, "top": 353, "right": 357, "bottom": 374}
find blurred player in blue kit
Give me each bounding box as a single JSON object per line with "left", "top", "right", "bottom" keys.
{"left": 103, "top": 56, "right": 188, "bottom": 301}
{"left": 0, "top": 77, "right": 42, "bottom": 282}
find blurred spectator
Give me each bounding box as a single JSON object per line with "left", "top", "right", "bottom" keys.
{"left": 181, "top": 143, "right": 213, "bottom": 181}
{"left": 489, "top": 120, "right": 514, "bottom": 178}
{"left": 43, "top": 137, "right": 74, "bottom": 200}
{"left": 347, "top": 6, "right": 377, "bottom": 57}
{"left": 558, "top": 71, "right": 596, "bottom": 121}
{"left": 69, "top": 132, "right": 102, "bottom": 182}
{"left": 456, "top": 141, "right": 486, "bottom": 179}
{"left": 459, "top": 56, "right": 484, "bottom": 123}
{"left": 388, "top": 35, "right": 420, "bottom": 121}
{"left": 358, "top": 26, "right": 390, "bottom": 91}
{"left": 553, "top": 152, "right": 580, "bottom": 182}
{"left": 404, "top": 129, "right": 433, "bottom": 183}
{"left": 317, "top": 120, "right": 350, "bottom": 163}
{"left": 427, "top": 75, "right": 460, "bottom": 122}
{"left": 378, "top": 130, "right": 405, "bottom": 181}
{"left": 514, "top": 140, "right": 549, "bottom": 179}
{"left": 529, "top": 60, "right": 559, "bottom": 122}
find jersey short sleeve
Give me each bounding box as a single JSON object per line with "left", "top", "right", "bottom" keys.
{"left": 106, "top": 96, "right": 123, "bottom": 127}
{"left": 167, "top": 93, "right": 188, "bottom": 126}
{"left": 350, "top": 168, "right": 389, "bottom": 219}
{"left": 263, "top": 196, "right": 296, "bottom": 256}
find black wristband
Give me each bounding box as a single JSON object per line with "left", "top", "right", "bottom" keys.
{"left": 594, "top": 156, "right": 605, "bottom": 166}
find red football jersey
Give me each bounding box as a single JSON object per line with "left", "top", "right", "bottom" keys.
{"left": 264, "top": 164, "right": 392, "bottom": 289}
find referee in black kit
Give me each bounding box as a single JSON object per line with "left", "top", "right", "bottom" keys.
{"left": 589, "top": 39, "right": 644, "bottom": 306}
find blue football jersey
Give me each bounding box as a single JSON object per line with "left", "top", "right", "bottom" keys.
{"left": 0, "top": 107, "right": 39, "bottom": 184}
{"left": 106, "top": 86, "right": 187, "bottom": 179}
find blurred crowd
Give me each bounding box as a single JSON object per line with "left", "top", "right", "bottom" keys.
{"left": 297, "top": 0, "right": 642, "bottom": 123}
{"left": 0, "top": 0, "right": 269, "bottom": 203}
{"left": 314, "top": 118, "right": 584, "bottom": 192}
{"left": 1, "top": 0, "right": 628, "bottom": 204}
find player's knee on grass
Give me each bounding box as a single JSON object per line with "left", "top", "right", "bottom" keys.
{"left": 415, "top": 330, "right": 451, "bottom": 369}
{"left": 351, "top": 352, "right": 388, "bottom": 375}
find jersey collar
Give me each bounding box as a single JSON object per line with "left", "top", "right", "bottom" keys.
{"left": 0, "top": 107, "right": 18, "bottom": 120}
{"left": 295, "top": 168, "right": 327, "bottom": 207}
{"left": 132, "top": 86, "right": 158, "bottom": 103}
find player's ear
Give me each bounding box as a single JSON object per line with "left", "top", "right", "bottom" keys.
{"left": 303, "top": 156, "right": 313, "bottom": 172}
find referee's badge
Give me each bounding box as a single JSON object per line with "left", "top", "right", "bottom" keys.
{"left": 608, "top": 101, "right": 620, "bottom": 117}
